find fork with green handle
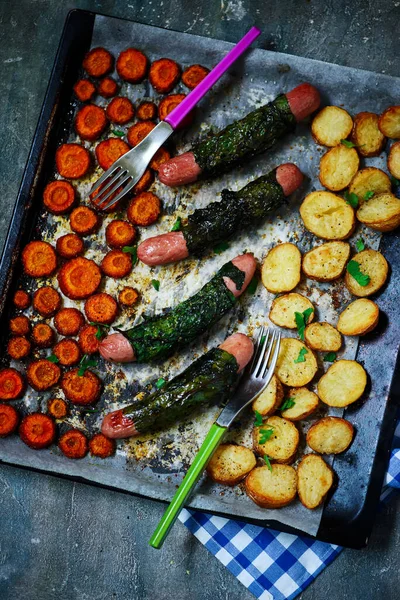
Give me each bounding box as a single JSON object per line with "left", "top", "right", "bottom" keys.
{"left": 149, "top": 327, "right": 281, "bottom": 549}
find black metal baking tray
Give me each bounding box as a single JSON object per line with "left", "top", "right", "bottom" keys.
{"left": 0, "top": 8, "right": 399, "bottom": 548}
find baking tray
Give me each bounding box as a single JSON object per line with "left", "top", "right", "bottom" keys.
{"left": 0, "top": 8, "right": 399, "bottom": 548}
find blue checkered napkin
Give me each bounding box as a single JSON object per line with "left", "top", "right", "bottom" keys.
{"left": 179, "top": 419, "right": 400, "bottom": 600}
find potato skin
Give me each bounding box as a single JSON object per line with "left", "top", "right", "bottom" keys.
{"left": 297, "top": 454, "right": 334, "bottom": 509}
{"left": 302, "top": 241, "right": 350, "bottom": 281}
{"left": 311, "top": 106, "right": 353, "bottom": 147}
{"left": 317, "top": 359, "right": 367, "bottom": 407}
{"left": 280, "top": 387, "right": 319, "bottom": 421}
{"left": 206, "top": 444, "right": 256, "bottom": 486}
{"left": 349, "top": 167, "right": 391, "bottom": 201}
{"left": 269, "top": 293, "right": 314, "bottom": 329}
{"left": 275, "top": 338, "right": 318, "bottom": 387}
{"left": 351, "top": 112, "right": 386, "bottom": 157}
{"left": 300, "top": 191, "right": 355, "bottom": 240}
{"left": 337, "top": 298, "right": 379, "bottom": 336}
{"left": 319, "top": 145, "right": 359, "bottom": 191}
{"left": 252, "top": 375, "right": 284, "bottom": 417}
{"left": 356, "top": 193, "right": 400, "bottom": 232}
{"left": 253, "top": 416, "right": 299, "bottom": 464}
{"left": 304, "top": 322, "right": 342, "bottom": 352}
{"left": 344, "top": 249, "right": 389, "bottom": 297}
{"left": 388, "top": 141, "right": 400, "bottom": 179}
{"left": 307, "top": 417, "right": 354, "bottom": 454}
{"left": 378, "top": 105, "right": 400, "bottom": 139}
{"left": 261, "top": 243, "right": 301, "bottom": 293}
{"left": 245, "top": 464, "right": 297, "bottom": 509}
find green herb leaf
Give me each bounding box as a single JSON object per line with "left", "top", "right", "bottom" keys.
{"left": 47, "top": 354, "right": 59, "bottom": 364}
{"left": 151, "top": 279, "right": 160, "bottom": 291}
{"left": 259, "top": 426, "right": 275, "bottom": 445}
{"left": 344, "top": 191, "right": 359, "bottom": 208}
{"left": 89, "top": 322, "right": 110, "bottom": 340}
{"left": 112, "top": 130, "right": 125, "bottom": 137}
{"left": 346, "top": 260, "right": 370, "bottom": 287}
{"left": 247, "top": 276, "right": 258, "bottom": 295}
{"left": 114, "top": 211, "right": 125, "bottom": 220}
{"left": 122, "top": 245, "right": 138, "bottom": 266}
{"left": 364, "top": 190, "right": 375, "bottom": 201}
{"left": 213, "top": 241, "right": 229, "bottom": 255}
{"left": 390, "top": 175, "right": 400, "bottom": 186}
{"left": 78, "top": 354, "right": 97, "bottom": 377}
{"left": 171, "top": 217, "right": 182, "bottom": 231}
{"left": 155, "top": 377, "right": 166, "bottom": 389}
{"left": 324, "top": 352, "right": 337, "bottom": 362}
{"left": 294, "top": 347, "right": 308, "bottom": 364}
{"left": 264, "top": 455, "right": 273, "bottom": 471}
{"left": 294, "top": 307, "right": 314, "bottom": 341}
{"left": 355, "top": 238, "right": 365, "bottom": 252}
{"left": 280, "top": 398, "right": 296, "bottom": 411}
{"left": 254, "top": 410, "right": 263, "bottom": 427}
{"left": 341, "top": 139, "right": 360, "bottom": 149}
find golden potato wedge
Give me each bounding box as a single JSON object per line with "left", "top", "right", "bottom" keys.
{"left": 378, "top": 106, "right": 400, "bottom": 139}
{"left": 297, "top": 454, "right": 334, "bottom": 509}
{"left": 245, "top": 464, "right": 297, "bottom": 509}
{"left": 206, "top": 444, "right": 256, "bottom": 486}
{"left": 319, "top": 145, "right": 359, "bottom": 191}
{"left": 269, "top": 293, "right": 314, "bottom": 329}
{"left": 304, "top": 322, "right": 342, "bottom": 352}
{"left": 307, "top": 417, "right": 354, "bottom": 455}
{"left": 261, "top": 243, "right": 301, "bottom": 293}
{"left": 388, "top": 141, "right": 400, "bottom": 179}
{"left": 337, "top": 298, "right": 379, "bottom": 336}
{"left": 275, "top": 338, "right": 318, "bottom": 387}
{"left": 302, "top": 241, "right": 350, "bottom": 281}
{"left": 351, "top": 112, "right": 386, "bottom": 157}
{"left": 311, "top": 106, "right": 353, "bottom": 147}
{"left": 252, "top": 375, "right": 284, "bottom": 417}
{"left": 280, "top": 387, "right": 319, "bottom": 421}
{"left": 300, "top": 191, "right": 355, "bottom": 240}
{"left": 356, "top": 192, "right": 400, "bottom": 232}
{"left": 253, "top": 416, "right": 299, "bottom": 464}
{"left": 317, "top": 359, "right": 367, "bottom": 407}
{"left": 349, "top": 167, "right": 391, "bottom": 202}
{"left": 345, "top": 249, "right": 389, "bottom": 297}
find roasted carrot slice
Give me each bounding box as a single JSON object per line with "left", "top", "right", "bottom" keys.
{"left": 118, "top": 286, "right": 139, "bottom": 307}
{"left": 98, "top": 76, "right": 119, "bottom": 98}
{"left": 13, "top": 290, "right": 30, "bottom": 310}
{"left": 106, "top": 96, "right": 135, "bottom": 124}
{"left": 53, "top": 339, "right": 81, "bottom": 366}
{"left": 69, "top": 206, "right": 100, "bottom": 236}
{"left": 182, "top": 64, "right": 210, "bottom": 89}
{"left": 54, "top": 307, "right": 85, "bottom": 336}
{"left": 84, "top": 293, "right": 118, "bottom": 325}
{"left": 73, "top": 79, "right": 96, "bottom": 102}
{"left": 83, "top": 47, "right": 113, "bottom": 78}
{"left": 59, "top": 429, "right": 88, "bottom": 459}
{"left": 47, "top": 398, "right": 68, "bottom": 419}
{"left": 43, "top": 180, "right": 76, "bottom": 215}
{"left": 149, "top": 58, "right": 181, "bottom": 93}
{"left": 89, "top": 433, "right": 115, "bottom": 458}
{"left": 101, "top": 250, "right": 132, "bottom": 279}
{"left": 61, "top": 369, "right": 101, "bottom": 405}
{"left": 56, "top": 233, "right": 84, "bottom": 259}
{"left": 132, "top": 168, "right": 154, "bottom": 195}
{"left": 19, "top": 413, "right": 56, "bottom": 449}
{"left": 22, "top": 241, "right": 57, "bottom": 278}
{"left": 78, "top": 324, "right": 100, "bottom": 354}
{"left": 105, "top": 220, "right": 136, "bottom": 248}
{"left": 158, "top": 94, "right": 193, "bottom": 127}
{"left": 95, "top": 138, "right": 130, "bottom": 171}
{"left": 116, "top": 48, "right": 148, "bottom": 83}
{"left": 7, "top": 336, "right": 31, "bottom": 360}
{"left": 10, "top": 315, "right": 30, "bottom": 336}
{"left": 137, "top": 101, "right": 157, "bottom": 121}
{"left": 150, "top": 147, "right": 171, "bottom": 171}
{"left": 0, "top": 368, "right": 25, "bottom": 400}
{"left": 127, "top": 121, "right": 155, "bottom": 147}
{"left": 58, "top": 257, "right": 102, "bottom": 300}
{"left": 27, "top": 359, "right": 61, "bottom": 391}
{"left": 33, "top": 286, "right": 62, "bottom": 317}
{"left": 56, "top": 143, "right": 91, "bottom": 179}
{"left": 75, "top": 104, "right": 108, "bottom": 141}
{"left": 0, "top": 404, "right": 19, "bottom": 437}
{"left": 32, "top": 323, "right": 54, "bottom": 348}
{"left": 127, "top": 191, "right": 161, "bottom": 226}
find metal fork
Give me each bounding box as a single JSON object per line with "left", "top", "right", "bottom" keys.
{"left": 90, "top": 26, "right": 261, "bottom": 211}
{"left": 149, "top": 327, "right": 281, "bottom": 549}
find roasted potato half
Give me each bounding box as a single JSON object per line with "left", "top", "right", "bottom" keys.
{"left": 307, "top": 417, "right": 354, "bottom": 454}
{"left": 317, "top": 359, "right": 367, "bottom": 407}
{"left": 351, "top": 112, "right": 386, "bottom": 157}
{"left": 337, "top": 298, "right": 379, "bottom": 336}
{"left": 252, "top": 374, "right": 284, "bottom": 417}
{"left": 349, "top": 167, "right": 391, "bottom": 201}
{"left": 245, "top": 464, "right": 297, "bottom": 509}
{"left": 261, "top": 243, "right": 301, "bottom": 293}
{"left": 280, "top": 387, "right": 319, "bottom": 421}
{"left": 345, "top": 249, "right": 389, "bottom": 297}
{"left": 302, "top": 241, "right": 350, "bottom": 281}
{"left": 206, "top": 444, "right": 256, "bottom": 486}
{"left": 378, "top": 106, "right": 400, "bottom": 139}
{"left": 300, "top": 191, "right": 355, "bottom": 240}
{"left": 304, "top": 322, "right": 342, "bottom": 352}
{"left": 319, "top": 145, "right": 359, "bottom": 191}
{"left": 356, "top": 193, "right": 400, "bottom": 232}
{"left": 253, "top": 416, "right": 299, "bottom": 464}
{"left": 311, "top": 106, "right": 353, "bottom": 147}
{"left": 275, "top": 338, "right": 318, "bottom": 387}
{"left": 297, "top": 454, "right": 334, "bottom": 509}
{"left": 388, "top": 141, "right": 400, "bottom": 179}
{"left": 269, "top": 293, "right": 314, "bottom": 329}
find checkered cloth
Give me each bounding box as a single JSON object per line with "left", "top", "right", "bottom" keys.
{"left": 179, "top": 419, "right": 400, "bottom": 600}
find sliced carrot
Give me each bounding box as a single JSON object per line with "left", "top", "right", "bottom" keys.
{"left": 19, "top": 413, "right": 56, "bottom": 449}
{"left": 116, "top": 48, "right": 148, "bottom": 83}
{"left": 137, "top": 101, "right": 157, "bottom": 121}
{"left": 43, "top": 180, "right": 75, "bottom": 215}
{"left": 22, "top": 241, "right": 57, "bottom": 278}
{"left": 149, "top": 58, "right": 181, "bottom": 93}
{"left": 182, "top": 64, "right": 210, "bottom": 89}
{"left": 73, "top": 79, "right": 96, "bottom": 102}
{"left": 27, "top": 359, "right": 61, "bottom": 391}
{"left": 13, "top": 290, "right": 30, "bottom": 310}
{"left": 0, "top": 368, "right": 25, "bottom": 400}
{"left": 132, "top": 168, "right": 154, "bottom": 195}
{"left": 105, "top": 220, "right": 136, "bottom": 248}
{"left": 56, "top": 233, "right": 84, "bottom": 259}
{"left": 127, "top": 191, "right": 161, "bottom": 226}
{"left": 101, "top": 250, "right": 132, "bottom": 279}
{"left": 10, "top": 315, "right": 30, "bottom": 336}
{"left": 150, "top": 146, "right": 171, "bottom": 171}
{"left": 53, "top": 339, "right": 81, "bottom": 366}
{"left": 106, "top": 97, "right": 135, "bottom": 125}
{"left": 75, "top": 104, "right": 108, "bottom": 141}
{"left": 95, "top": 138, "right": 130, "bottom": 171}
{"left": 0, "top": 404, "right": 19, "bottom": 437}
{"left": 158, "top": 94, "right": 193, "bottom": 127}
{"left": 33, "top": 286, "right": 62, "bottom": 317}
{"left": 127, "top": 121, "right": 155, "bottom": 147}
{"left": 84, "top": 293, "right": 118, "bottom": 325}
{"left": 118, "top": 286, "right": 139, "bottom": 307}
{"left": 83, "top": 47, "right": 113, "bottom": 78}
{"left": 69, "top": 206, "right": 100, "bottom": 236}
{"left": 98, "top": 76, "right": 119, "bottom": 98}
{"left": 47, "top": 398, "right": 68, "bottom": 419}
{"left": 89, "top": 433, "right": 115, "bottom": 458}
{"left": 7, "top": 336, "right": 31, "bottom": 360}
{"left": 54, "top": 307, "right": 85, "bottom": 336}
{"left": 78, "top": 324, "right": 100, "bottom": 355}
{"left": 61, "top": 369, "right": 101, "bottom": 405}
{"left": 56, "top": 143, "right": 91, "bottom": 179}
{"left": 58, "top": 257, "right": 102, "bottom": 300}
{"left": 59, "top": 429, "right": 88, "bottom": 459}
{"left": 32, "top": 323, "right": 54, "bottom": 348}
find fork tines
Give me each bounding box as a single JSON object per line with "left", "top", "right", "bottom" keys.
{"left": 251, "top": 327, "right": 281, "bottom": 379}
{"left": 90, "top": 166, "right": 134, "bottom": 211}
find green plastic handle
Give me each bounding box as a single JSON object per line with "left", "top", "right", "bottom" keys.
{"left": 149, "top": 422, "right": 226, "bottom": 549}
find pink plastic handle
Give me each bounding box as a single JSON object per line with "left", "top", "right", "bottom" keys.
{"left": 164, "top": 26, "right": 261, "bottom": 129}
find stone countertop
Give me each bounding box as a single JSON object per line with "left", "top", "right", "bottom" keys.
{"left": 1, "top": 1, "right": 399, "bottom": 599}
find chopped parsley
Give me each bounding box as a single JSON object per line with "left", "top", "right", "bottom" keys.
{"left": 341, "top": 139, "right": 360, "bottom": 149}
{"left": 346, "top": 260, "right": 370, "bottom": 287}
{"left": 47, "top": 354, "right": 59, "bottom": 364}
{"left": 112, "top": 130, "right": 125, "bottom": 137}
{"left": 171, "top": 217, "right": 182, "bottom": 231}
{"left": 324, "top": 352, "right": 337, "bottom": 362}
{"left": 390, "top": 175, "right": 400, "bottom": 186}
{"left": 294, "top": 347, "right": 308, "bottom": 363}
{"left": 355, "top": 238, "right": 365, "bottom": 252}
{"left": 155, "top": 378, "right": 166, "bottom": 389}
{"left": 78, "top": 354, "right": 97, "bottom": 377}
{"left": 344, "top": 191, "right": 359, "bottom": 208}
{"left": 89, "top": 322, "right": 111, "bottom": 340}
{"left": 280, "top": 398, "right": 296, "bottom": 411}
{"left": 364, "top": 190, "right": 375, "bottom": 201}
{"left": 254, "top": 410, "right": 263, "bottom": 427}
{"left": 294, "top": 307, "right": 314, "bottom": 341}
{"left": 213, "top": 241, "right": 229, "bottom": 254}
{"left": 264, "top": 455, "right": 273, "bottom": 471}
{"left": 122, "top": 245, "right": 138, "bottom": 266}
{"left": 151, "top": 279, "right": 160, "bottom": 291}
{"left": 259, "top": 426, "right": 275, "bottom": 445}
